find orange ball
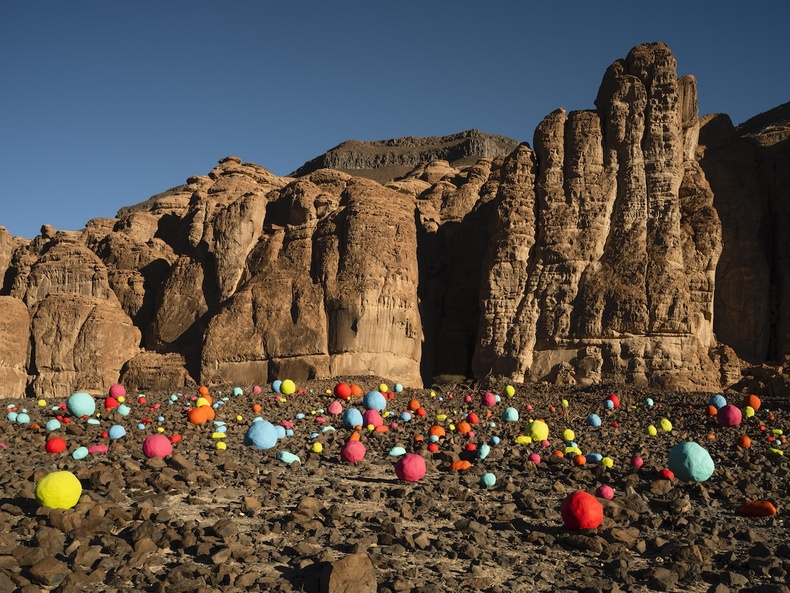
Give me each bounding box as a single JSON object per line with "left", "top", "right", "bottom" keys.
{"left": 187, "top": 406, "right": 210, "bottom": 425}
{"left": 428, "top": 425, "right": 446, "bottom": 438}
{"left": 737, "top": 435, "right": 752, "bottom": 448}
{"left": 456, "top": 421, "right": 472, "bottom": 435}
{"left": 199, "top": 385, "right": 209, "bottom": 397}
{"left": 573, "top": 454, "right": 587, "bottom": 466}
{"left": 408, "top": 399, "right": 421, "bottom": 411}
{"left": 252, "top": 403, "right": 262, "bottom": 413}
{"left": 706, "top": 405, "right": 718, "bottom": 416}
{"left": 350, "top": 384, "right": 363, "bottom": 397}
{"left": 742, "top": 394, "right": 761, "bottom": 411}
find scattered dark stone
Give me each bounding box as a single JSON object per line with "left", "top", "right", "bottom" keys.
{"left": 648, "top": 566, "right": 679, "bottom": 591}
{"left": 28, "top": 556, "right": 71, "bottom": 587}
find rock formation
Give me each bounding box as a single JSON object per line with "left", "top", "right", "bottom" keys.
{"left": 0, "top": 42, "right": 786, "bottom": 397}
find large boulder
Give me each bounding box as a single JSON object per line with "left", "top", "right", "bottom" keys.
{"left": 0, "top": 296, "right": 30, "bottom": 397}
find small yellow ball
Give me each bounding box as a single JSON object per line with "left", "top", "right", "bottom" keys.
{"left": 448, "top": 424, "right": 456, "bottom": 431}
{"left": 280, "top": 379, "right": 296, "bottom": 395}
{"left": 378, "top": 383, "right": 389, "bottom": 393}
{"left": 562, "top": 399, "right": 569, "bottom": 408}
{"left": 117, "top": 396, "right": 125, "bottom": 403}
{"left": 744, "top": 406, "right": 755, "bottom": 418}
{"left": 646, "top": 425, "right": 657, "bottom": 436}
{"left": 236, "top": 415, "right": 243, "bottom": 422}
{"left": 157, "top": 426, "right": 165, "bottom": 433}
{"left": 601, "top": 457, "right": 614, "bottom": 468}
{"left": 660, "top": 418, "right": 673, "bottom": 432}
{"left": 215, "top": 441, "right": 227, "bottom": 450}
{"left": 504, "top": 385, "right": 516, "bottom": 397}
{"left": 311, "top": 442, "right": 323, "bottom": 454}
{"left": 562, "top": 429, "right": 575, "bottom": 442}
{"left": 37, "top": 399, "right": 47, "bottom": 407}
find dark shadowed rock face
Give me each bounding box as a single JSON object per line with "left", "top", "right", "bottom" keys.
{"left": 0, "top": 43, "right": 784, "bottom": 397}
{"left": 698, "top": 102, "right": 790, "bottom": 364}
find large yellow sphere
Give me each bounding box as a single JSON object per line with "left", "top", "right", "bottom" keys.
{"left": 36, "top": 471, "right": 82, "bottom": 509}
{"left": 281, "top": 380, "right": 296, "bottom": 395}
{"left": 529, "top": 420, "right": 549, "bottom": 442}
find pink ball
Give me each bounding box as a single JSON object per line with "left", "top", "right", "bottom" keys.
{"left": 596, "top": 484, "right": 615, "bottom": 500}
{"left": 561, "top": 490, "right": 604, "bottom": 530}
{"left": 395, "top": 453, "right": 426, "bottom": 482}
{"left": 327, "top": 401, "right": 343, "bottom": 416}
{"left": 541, "top": 439, "right": 550, "bottom": 448}
{"left": 717, "top": 404, "right": 742, "bottom": 427}
{"left": 362, "top": 409, "right": 383, "bottom": 427}
{"left": 528, "top": 453, "right": 541, "bottom": 465}
{"left": 108, "top": 383, "right": 126, "bottom": 399}
{"left": 631, "top": 455, "right": 644, "bottom": 468}
{"left": 481, "top": 392, "right": 497, "bottom": 407}
{"left": 340, "top": 440, "right": 366, "bottom": 463}
{"left": 142, "top": 434, "right": 173, "bottom": 459}
{"left": 252, "top": 385, "right": 262, "bottom": 394}
{"left": 464, "top": 395, "right": 473, "bottom": 403}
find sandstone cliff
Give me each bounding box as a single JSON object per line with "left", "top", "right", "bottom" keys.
{"left": 0, "top": 42, "right": 785, "bottom": 397}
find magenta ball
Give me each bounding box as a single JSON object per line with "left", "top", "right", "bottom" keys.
{"left": 395, "top": 454, "right": 426, "bottom": 482}
{"left": 717, "top": 404, "right": 742, "bottom": 427}
{"left": 362, "top": 409, "right": 383, "bottom": 427}
{"left": 528, "top": 453, "right": 541, "bottom": 465}
{"left": 631, "top": 455, "right": 644, "bottom": 468}
{"left": 561, "top": 490, "right": 604, "bottom": 530}
{"left": 142, "top": 434, "right": 173, "bottom": 459}
{"left": 108, "top": 383, "right": 126, "bottom": 399}
{"left": 596, "top": 484, "right": 615, "bottom": 500}
{"left": 340, "top": 440, "right": 366, "bottom": 463}
{"left": 481, "top": 392, "right": 497, "bottom": 407}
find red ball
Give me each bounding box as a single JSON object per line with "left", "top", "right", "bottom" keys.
{"left": 607, "top": 394, "right": 620, "bottom": 408}
{"left": 560, "top": 490, "right": 603, "bottom": 530}
{"left": 467, "top": 412, "right": 479, "bottom": 425}
{"left": 142, "top": 434, "right": 173, "bottom": 459}
{"left": 657, "top": 469, "right": 675, "bottom": 480}
{"left": 340, "top": 440, "right": 366, "bottom": 463}
{"left": 394, "top": 453, "right": 426, "bottom": 482}
{"left": 334, "top": 382, "right": 352, "bottom": 400}
{"left": 104, "top": 396, "right": 119, "bottom": 410}
{"left": 45, "top": 437, "right": 67, "bottom": 454}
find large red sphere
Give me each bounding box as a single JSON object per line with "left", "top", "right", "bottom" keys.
{"left": 334, "top": 382, "right": 352, "bottom": 400}
{"left": 395, "top": 454, "right": 426, "bottom": 482}
{"left": 45, "top": 437, "right": 67, "bottom": 454}
{"left": 560, "top": 490, "right": 603, "bottom": 530}
{"left": 142, "top": 434, "right": 173, "bottom": 459}
{"left": 340, "top": 440, "right": 366, "bottom": 463}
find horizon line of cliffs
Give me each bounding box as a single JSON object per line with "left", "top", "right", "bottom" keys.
{"left": 0, "top": 41, "right": 788, "bottom": 398}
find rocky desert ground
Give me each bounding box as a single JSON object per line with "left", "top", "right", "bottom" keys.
{"left": 0, "top": 377, "right": 787, "bottom": 593}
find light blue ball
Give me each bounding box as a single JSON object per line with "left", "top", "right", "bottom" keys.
{"left": 363, "top": 391, "right": 387, "bottom": 411}
{"left": 342, "top": 408, "right": 363, "bottom": 428}
{"left": 72, "top": 446, "right": 89, "bottom": 460}
{"left": 45, "top": 419, "right": 62, "bottom": 431}
{"left": 87, "top": 418, "right": 100, "bottom": 425}
{"left": 490, "top": 436, "right": 501, "bottom": 445}
{"left": 137, "top": 423, "right": 145, "bottom": 430}
{"left": 67, "top": 392, "right": 96, "bottom": 417}
{"left": 604, "top": 399, "right": 614, "bottom": 410}
{"left": 394, "top": 383, "right": 404, "bottom": 393}
{"left": 272, "top": 380, "right": 282, "bottom": 394}
{"left": 587, "top": 413, "right": 602, "bottom": 427}
{"left": 6, "top": 412, "right": 18, "bottom": 422}
{"left": 244, "top": 420, "right": 278, "bottom": 450}
{"left": 645, "top": 398, "right": 654, "bottom": 407}
{"left": 502, "top": 407, "right": 519, "bottom": 422}
{"left": 400, "top": 411, "right": 412, "bottom": 422}
{"left": 117, "top": 404, "right": 131, "bottom": 416}
{"left": 709, "top": 394, "right": 727, "bottom": 410}
{"left": 668, "top": 442, "right": 715, "bottom": 482}
{"left": 274, "top": 425, "right": 286, "bottom": 439}
{"left": 108, "top": 425, "right": 126, "bottom": 439}
{"left": 232, "top": 387, "right": 243, "bottom": 396}
{"left": 480, "top": 473, "right": 497, "bottom": 488}
{"left": 286, "top": 429, "right": 294, "bottom": 437}
{"left": 478, "top": 443, "right": 491, "bottom": 459}
{"left": 295, "top": 413, "right": 305, "bottom": 420}
{"left": 16, "top": 413, "right": 30, "bottom": 425}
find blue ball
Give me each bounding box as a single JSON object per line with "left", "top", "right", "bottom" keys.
{"left": 585, "top": 453, "right": 603, "bottom": 463}
{"left": 394, "top": 383, "right": 404, "bottom": 393}
{"left": 490, "top": 436, "right": 501, "bottom": 446}
{"left": 502, "top": 407, "right": 519, "bottom": 422}
{"left": 645, "top": 398, "right": 654, "bottom": 407}
{"left": 342, "top": 408, "right": 364, "bottom": 428}
{"left": 232, "top": 387, "right": 243, "bottom": 396}
{"left": 16, "top": 413, "right": 30, "bottom": 425}
{"left": 400, "top": 411, "right": 412, "bottom": 422}
{"left": 108, "top": 425, "right": 126, "bottom": 439}
{"left": 72, "top": 447, "right": 89, "bottom": 460}
{"left": 45, "top": 419, "right": 62, "bottom": 431}
{"left": 117, "top": 404, "right": 131, "bottom": 417}
{"left": 604, "top": 399, "right": 614, "bottom": 409}
{"left": 587, "top": 413, "right": 602, "bottom": 427}
{"left": 274, "top": 425, "right": 286, "bottom": 439}
{"left": 709, "top": 394, "right": 727, "bottom": 410}
{"left": 480, "top": 473, "right": 497, "bottom": 487}
{"left": 244, "top": 420, "right": 278, "bottom": 450}
{"left": 363, "top": 391, "right": 387, "bottom": 411}
{"left": 272, "top": 380, "right": 282, "bottom": 394}
{"left": 668, "top": 441, "right": 715, "bottom": 482}
{"left": 67, "top": 392, "right": 96, "bottom": 417}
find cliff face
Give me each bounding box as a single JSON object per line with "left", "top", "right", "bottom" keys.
{"left": 0, "top": 42, "right": 783, "bottom": 397}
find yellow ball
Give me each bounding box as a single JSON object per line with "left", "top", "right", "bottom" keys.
{"left": 660, "top": 418, "right": 673, "bottom": 432}
{"left": 36, "top": 471, "right": 82, "bottom": 509}
{"left": 196, "top": 397, "right": 211, "bottom": 408}
{"left": 514, "top": 435, "right": 532, "bottom": 445}
{"left": 236, "top": 415, "right": 243, "bottom": 422}
{"left": 744, "top": 406, "right": 755, "bottom": 418}
{"left": 378, "top": 383, "right": 389, "bottom": 393}
{"left": 436, "top": 414, "right": 447, "bottom": 421}
{"left": 562, "top": 429, "right": 575, "bottom": 442}
{"left": 430, "top": 391, "right": 436, "bottom": 398}
{"left": 280, "top": 379, "right": 296, "bottom": 395}
{"left": 367, "top": 424, "right": 375, "bottom": 431}
{"left": 216, "top": 441, "right": 227, "bottom": 450}
{"left": 157, "top": 427, "right": 165, "bottom": 433}
{"left": 37, "top": 399, "right": 46, "bottom": 407}
{"left": 311, "top": 442, "right": 323, "bottom": 454}
{"left": 646, "top": 425, "right": 657, "bottom": 436}
{"left": 562, "top": 399, "right": 569, "bottom": 408}
{"left": 117, "top": 396, "right": 125, "bottom": 403}
{"left": 504, "top": 385, "right": 516, "bottom": 397}
{"left": 448, "top": 424, "right": 456, "bottom": 431}
{"left": 529, "top": 420, "right": 549, "bottom": 442}
{"left": 601, "top": 457, "right": 614, "bottom": 468}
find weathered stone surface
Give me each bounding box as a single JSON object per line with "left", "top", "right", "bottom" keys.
{"left": 320, "top": 552, "right": 377, "bottom": 593}
{"left": 473, "top": 42, "right": 722, "bottom": 389}
{"left": 699, "top": 102, "right": 790, "bottom": 363}
{"left": 0, "top": 296, "right": 29, "bottom": 397}
{"left": 119, "top": 351, "right": 196, "bottom": 391}
{"left": 28, "top": 294, "right": 140, "bottom": 397}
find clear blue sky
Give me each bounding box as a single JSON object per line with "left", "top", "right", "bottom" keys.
{"left": 2, "top": 1, "right": 787, "bottom": 238}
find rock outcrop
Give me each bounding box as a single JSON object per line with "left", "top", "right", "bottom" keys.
{"left": 1, "top": 42, "right": 786, "bottom": 397}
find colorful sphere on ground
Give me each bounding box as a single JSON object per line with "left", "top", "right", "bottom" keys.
{"left": 561, "top": 490, "right": 603, "bottom": 530}
{"left": 142, "top": 434, "right": 173, "bottom": 458}
{"left": 395, "top": 454, "right": 426, "bottom": 482}
{"left": 244, "top": 420, "right": 278, "bottom": 450}
{"left": 67, "top": 392, "right": 96, "bottom": 417}
{"left": 36, "top": 471, "right": 82, "bottom": 509}
{"left": 668, "top": 441, "right": 715, "bottom": 482}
